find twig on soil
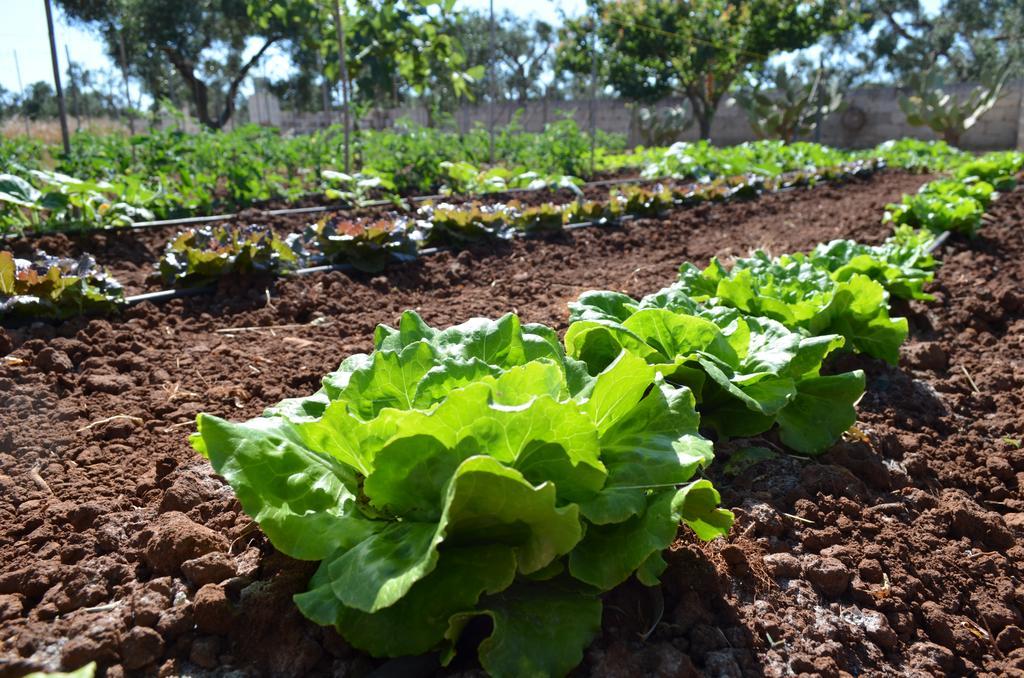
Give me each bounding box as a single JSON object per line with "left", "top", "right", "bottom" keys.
{"left": 79, "top": 602, "right": 120, "bottom": 614}
{"left": 29, "top": 465, "right": 53, "bottom": 496}
{"left": 213, "top": 317, "right": 333, "bottom": 334}
{"left": 781, "top": 512, "right": 814, "bottom": 525}
{"left": 230, "top": 521, "right": 260, "bottom": 554}
{"left": 959, "top": 365, "right": 981, "bottom": 393}
{"left": 161, "top": 381, "right": 200, "bottom": 402}
{"left": 765, "top": 633, "right": 786, "bottom": 651}
{"left": 77, "top": 414, "right": 144, "bottom": 432}
{"left": 2, "top": 356, "right": 25, "bottom": 366}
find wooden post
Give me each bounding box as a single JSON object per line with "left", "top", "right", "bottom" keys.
{"left": 44, "top": 0, "right": 71, "bottom": 154}
{"left": 117, "top": 29, "right": 135, "bottom": 135}
{"left": 64, "top": 45, "right": 81, "bottom": 131}
{"left": 333, "top": 0, "right": 351, "bottom": 173}
{"left": 588, "top": 6, "right": 598, "bottom": 176}
{"left": 488, "top": 0, "right": 496, "bottom": 164}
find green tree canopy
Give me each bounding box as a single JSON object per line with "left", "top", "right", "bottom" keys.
{"left": 557, "top": 0, "right": 856, "bottom": 139}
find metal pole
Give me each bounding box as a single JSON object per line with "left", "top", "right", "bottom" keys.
{"left": 333, "top": 0, "right": 351, "bottom": 173}
{"left": 13, "top": 50, "right": 30, "bottom": 136}
{"left": 44, "top": 0, "right": 71, "bottom": 154}
{"left": 589, "top": 6, "right": 598, "bottom": 176}
{"left": 117, "top": 29, "right": 135, "bottom": 135}
{"left": 64, "top": 45, "right": 81, "bottom": 130}
{"left": 488, "top": 0, "right": 496, "bottom": 165}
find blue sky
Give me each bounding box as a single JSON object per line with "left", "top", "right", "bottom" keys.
{"left": 0, "top": 0, "right": 939, "bottom": 96}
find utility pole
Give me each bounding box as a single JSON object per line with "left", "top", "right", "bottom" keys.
{"left": 488, "top": 0, "right": 496, "bottom": 165}
{"left": 13, "top": 50, "right": 30, "bottom": 137}
{"left": 44, "top": 0, "right": 71, "bottom": 154}
{"left": 333, "top": 0, "right": 351, "bottom": 173}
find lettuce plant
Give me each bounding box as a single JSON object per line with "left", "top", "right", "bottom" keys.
{"left": 566, "top": 297, "right": 863, "bottom": 454}
{"left": 159, "top": 225, "right": 303, "bottom": 286}
{"left": 883, "top": 178, "right": 995, "bottom": 237}
{"left": 810, "top": 226, "right": 937, "bottom": 301}
{"left": 192, "top": 312, "right": 732, "bottom": 677}
{"left": 675, "top": 253, "right": 908, "bottom": 364}
{"left": 304, "top": 217, "right": 417, "bottom": 272}
{"left": 0, "top": 250, "right": 125, "bottom": 320}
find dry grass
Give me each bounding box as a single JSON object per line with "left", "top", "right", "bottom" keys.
{"left": 2, "top": 117, "right": 130, "bottom": 144}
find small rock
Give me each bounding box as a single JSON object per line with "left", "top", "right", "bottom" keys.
{"left": 189, "top": 636, "right": 222, "bottom": 669}
{"left": 60, "top": 623, "right": 120, "bottom": 668}
{"left": 909, "top": 641, "right": 957, "bottom": 673}
{"left": 156, "top": 604, "right": 194, "bottom": 639}
{"left": 46, "top": 501, "right": 102, "bottom": 531}
{"left": 903, "top": 342, "right": 947, "bottom": 371}
{"left": 857, "top": 558, "right": 884, "bottom": 584}
{"left": 1005, "top": 514, "right": 1024, "bottom": 532}
{"left": 35, "top": 348, "right": 73, "bottom": 373}
{"left": 763, "top": 552, "right": 801, "bottom": 579}
{"left": 744, "top": 502, "right": 784, "bottom": 537}
{"left": 997, "top": 626, "right": 1024, "bottom": 654}
{"left": 0, "top": 593, "right": 24, "bottom": 621}
{"left": 987, "top": 455, "right": 1015, "bottom": 482}
{"left": 82, "top": 373, "right": 134, "bottom": 395}
{"left": 720, "top": 544, "right": 748, "bottom": 573}
{"left": 369, "top": 276, "right": 389, "bottom": 292}
{"left": 919, "top": 601, "right": 955, "bottom": 649}
{"left": 143, "top": 511, "right": 228, "bottom": 576}
{"left": 804, "top": 556, "right": 851, "bottom": 598}
{"left": 193, "top": 583, "right": 234, "bottom": 635}
{"left": 159, "top": 476, "right": 205, "bottom": 513}
{"left": 182, "top": 552, "right": 236, "bottom": 587}
{"left": 703, "top": 649, "right": 743, "bottom": 678}
{"left": 861, "top": 609, "right": 899, "bottom": 651}
{"left": 120, "top": 626, "right": 164, "bottom": 670}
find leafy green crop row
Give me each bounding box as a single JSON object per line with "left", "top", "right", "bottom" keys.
{"left": 156, "top": 161, "right": 883, "bottom": 287}
{"left": 885, "top": 152, "right": 1022, "bottom": 236}
{"left": 0, "top": 133, "right": 1006, "bottom": 235}
{"left": 0, "top": 120, "right": 623, "bottom": 234}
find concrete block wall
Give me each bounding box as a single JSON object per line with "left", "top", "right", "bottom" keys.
{"left": 256, "top": 80, "right": 1024, "bottom": 152}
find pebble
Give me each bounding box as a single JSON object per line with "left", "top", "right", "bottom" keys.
{"left": 120, "top": 626, "right": 165, "bottom": 670}
{"left": 804, "top": 556, "right": 851, "bottom": 598}
{"left": 762, "top": 552, "right": 801, "bottom": 579}
{"left": 143, "top": 511, "right": 228, "bottom": 576}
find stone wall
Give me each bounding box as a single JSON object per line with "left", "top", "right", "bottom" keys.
{"left": 247, "top": 80, "right": 1024, "bottom": 151}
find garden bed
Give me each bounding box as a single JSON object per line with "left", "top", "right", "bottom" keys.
{"left": 1, "top": 169, "right": 1021, "bottom": 677}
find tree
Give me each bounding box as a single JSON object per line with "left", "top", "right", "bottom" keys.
{"left": 898, "top": 65, "right": 1010, "bottom": 146}
{"left": 454, "top": 11, "right": 557, "bottom": 104}
{"left": 557, "top": 0, "right": 855, "bottom": 139}
{"left": 274, "top": 0, "right": 482, "bottom": 125}
{"left": 736, "top": 60, "right": 845, "bottom": 142}
{"left": 820, "top": 0, "right": 1023, "bottom": 86}
{"left": 19, "top": 82, "right": 60, "bottom": 121}
{"left": 56, "top": 0, "right": 314, "bottom": 130}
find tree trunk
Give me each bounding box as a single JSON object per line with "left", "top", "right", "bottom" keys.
{"left": 942, "top": 128, "right": 962, "bottom": 147}
{"left": 163, "top": 39, "right": 278, "bottom": 131}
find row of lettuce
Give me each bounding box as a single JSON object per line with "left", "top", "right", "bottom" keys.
{"left": 4, "top": 145, "right": 1022, "bottom": 320}
{"left": 0, "top": 158, "right": 881, "bottom": 319}
{"left": 0, "top": 136, "right": 978, "bottom": 235}
{"left": 182, "top": 153, "right": 1018, "bottom": 678}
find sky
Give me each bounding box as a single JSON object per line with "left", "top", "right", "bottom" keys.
{"left": 0, "top": 0, "right": 940, "bottom": 97}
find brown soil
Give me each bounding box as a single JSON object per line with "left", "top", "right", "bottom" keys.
{"left": 3, "top": 170, "right": 1022, "bottom": 678}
